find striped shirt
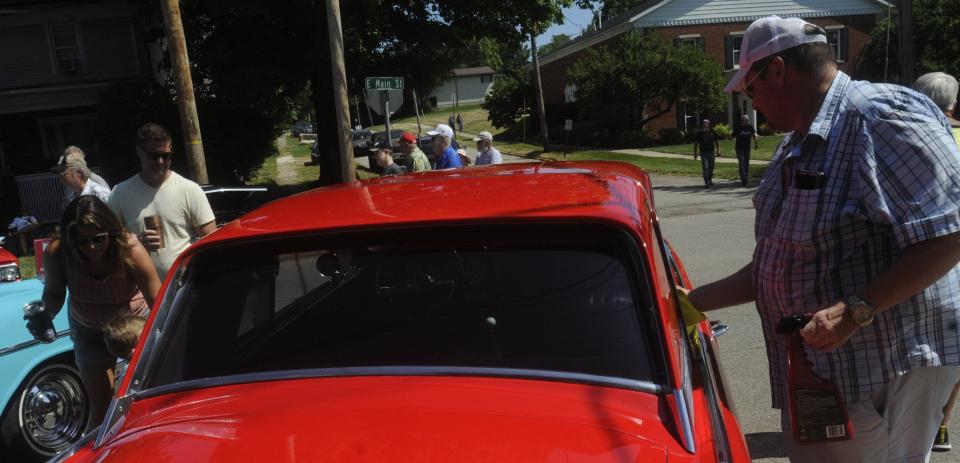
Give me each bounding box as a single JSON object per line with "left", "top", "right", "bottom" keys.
{"left": 752, "top": 71, "right": 960, "bottom": 408}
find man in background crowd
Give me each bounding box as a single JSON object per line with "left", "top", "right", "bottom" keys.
{"left": 427, "top": 124, "right": 463, "bottom": 170}
{"left": 473, "top": 131, "right": 502, "bottom": 166}
{"left": 397, "top": 132, "right": 431, "bottom": 172}
{"left": 52, "top": 156, "right": 110, "bottom": 205}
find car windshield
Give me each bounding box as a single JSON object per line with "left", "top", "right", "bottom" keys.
{"left": 143, "top": 225, "right": 666, "bottom": 390}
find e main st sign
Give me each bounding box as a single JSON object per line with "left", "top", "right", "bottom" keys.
{"left": 365, "top": 77, "right": 404, "bottom": 91}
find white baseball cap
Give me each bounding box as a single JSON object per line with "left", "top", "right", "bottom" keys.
{"left": 724, "top": 16, "right": 828, "bottom": 93}
{"left": 472, "top": 131, "right": 493, "bottom": 142}
{"left": 426, "top": 124, "right": 454, "bottom": 139}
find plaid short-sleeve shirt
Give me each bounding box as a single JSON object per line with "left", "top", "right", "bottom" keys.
{"left": 753, "top": 72, "right": 960, "bottom": 409}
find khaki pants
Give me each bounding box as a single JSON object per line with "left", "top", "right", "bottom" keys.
{"left": 781, "top": 366, "right": 960, "bottom": 463}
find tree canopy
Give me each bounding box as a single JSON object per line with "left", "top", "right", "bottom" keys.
{"left": 98, "top": 0, "right": 577, "bottom": 183}
{"left": 856, "top": 1, "right": 960, "bottom": 84}
{"left": 567, "top": 30, "right": 725, "bottom": 131}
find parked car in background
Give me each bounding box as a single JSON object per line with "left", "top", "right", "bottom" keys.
{"left": 290, "top": 121, "right": 315, "bottom": 137}
{"left": 0, "top": 276, "right": 88, "bottom": 462}
{"left": 311, "top": 128, "right": 373, "bottom": 164}
{"left": 56, "top": 162, "right": 748, "bottom": 463}
{"left": 0, "top": 184, "right": 268, "bottom": 462}
{"left": 0, "top": 241, "right": 21, "bottom": 282}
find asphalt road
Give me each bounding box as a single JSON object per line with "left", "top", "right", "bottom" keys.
{"left": 649, "top": 174, "right": 958, "bottom": 462}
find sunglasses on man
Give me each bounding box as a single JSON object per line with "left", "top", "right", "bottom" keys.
{"left": 73, "top": 232, "right": 110, "bottom": 247}
{"left": 138, "top": 147, "right": 173, "bottom": 161}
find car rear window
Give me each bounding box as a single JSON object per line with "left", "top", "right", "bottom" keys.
{"left": 144, "top": 225, "right": 667, "bottom": 389}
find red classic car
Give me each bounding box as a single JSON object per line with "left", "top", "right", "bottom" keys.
{"left": 56, "top": 162, "right": 749, "bottom": 462}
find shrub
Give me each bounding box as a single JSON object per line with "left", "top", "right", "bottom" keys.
{"left": 714, "top": 123, "right": 732, "bottom": 139}
{"left": 613, "top": 130, "right": 653, "bottom": 148}
{"left": 658, "top": 128, "right": 685, "bottom": 145}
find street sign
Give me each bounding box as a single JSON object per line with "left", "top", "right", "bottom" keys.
{"left": 365, "top": 77, "right": 404, "bottom": 91}
{"left": 366, "top": 89, "right": 403, "bottom": 115}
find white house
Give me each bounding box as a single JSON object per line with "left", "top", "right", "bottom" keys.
{"left": 428, "top": 66, "right": 496, "bottom": 107}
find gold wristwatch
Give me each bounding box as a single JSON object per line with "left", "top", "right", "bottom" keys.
{"left": 846, "top": 295, "right": 875, "bottom": 327}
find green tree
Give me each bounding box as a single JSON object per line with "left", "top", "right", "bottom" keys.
{"left": 567, "top": 30, "right": 725, "bottom": 131}
{"left": 575, "top": 0, "right": 647, "bottom": 20}
{"left": 482, "top": 40, "right": 534, "bottom": 128}
{"left": 857, "top": 1, "right": 960, "bottom": 83}
{"left": 539, "top": 33, "right": 572, "bottom": 57}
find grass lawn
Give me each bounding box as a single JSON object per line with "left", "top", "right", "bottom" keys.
{"left": 19, "top": 256, "right": 36, "bottom": 280}
{"left": 651, "top": 134, "right": 787, "bottom": 161}
{"left": 539, "top": 150, "right": 768, "bottom": 182}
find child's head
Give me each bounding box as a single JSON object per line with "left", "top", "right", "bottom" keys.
{"left": 103, "top": 314, "right": 147, "bottom": 360}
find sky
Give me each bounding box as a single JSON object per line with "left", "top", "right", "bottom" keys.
{"left": 536, "top": 5, "right": 595, "bottom": 46}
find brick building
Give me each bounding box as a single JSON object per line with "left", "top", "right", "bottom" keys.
{"left": 538, "top": 0, "right": 889, "bottom": 135}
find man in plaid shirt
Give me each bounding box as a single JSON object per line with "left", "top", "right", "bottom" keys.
{"left": 688, "top": 16, "right": 960, "bottom": 461}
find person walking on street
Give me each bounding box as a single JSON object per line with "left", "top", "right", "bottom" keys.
{"left": 473, "top": 131, "right": 503, "bottom": 165}
{"left": 52, "top": 156, "right": 111, "bottom": 205}
{"left": 448, "top": 114, "right": 457, "bottom": 135}
{"left": 36, "top": 195, "right": 161, "bottom": 429}
{"left": 693, "top": 119, "right": 720, "bottom": 187}
{"left": 108, "top": 123, "right": 216, "bottom": 279}
{"left": 913, "top": 70, "right": 960, "bottom": 453}
{"left": 427, "top": 124, "right": 462, "bottom": 169}
{"left": 456, "top": 113, "right": 464, "bottom": 133}
{"left": 686, "top": 16, "right": 960, "bottom": 462}
{"left": 734, "top": 115, "right": 759, "bottom": 186}
{"left": 397, "top": 132, "right": 431, "bottom": 172}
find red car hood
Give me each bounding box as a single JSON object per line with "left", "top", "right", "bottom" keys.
{"left": 85, "top": 376, "right": 685, "bottom": 462}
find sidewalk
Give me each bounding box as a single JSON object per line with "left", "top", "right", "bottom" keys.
{"left": 612, "top": 148, "right": 771, "bottom": 165}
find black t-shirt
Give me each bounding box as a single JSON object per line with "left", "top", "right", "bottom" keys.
{"left": 735, "top": 126, "right": 756, "bottom": 150}
{"left": 696, "top": 129, "right": 718, "bottom": 153}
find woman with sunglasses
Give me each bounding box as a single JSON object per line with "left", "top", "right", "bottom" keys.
{"left": 39, "top": 195, "right": 161, "bottom": 429}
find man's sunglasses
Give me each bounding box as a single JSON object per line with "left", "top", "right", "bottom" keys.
{"left": 138, "top": 147, "right": 173, "bottom": 161}
{"left": 74, "top": 232, "right": 110, "bottom": 247}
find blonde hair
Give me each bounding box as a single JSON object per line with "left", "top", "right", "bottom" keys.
{"left": 103, "top": 314, "right": 146, "bottom": 359}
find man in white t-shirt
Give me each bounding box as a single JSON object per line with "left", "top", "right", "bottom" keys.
{"left": 108, "top": 122, "right": 215, "bottom": 278}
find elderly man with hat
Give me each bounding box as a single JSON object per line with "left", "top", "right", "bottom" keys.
{"left": 426, "top": 124, "right": 462, "bottom": 169}
{"left": 396, "top": 132, "right": 431, "bottom": 172}
{"left": 52, "top": 155, "right": 111, "bottom": 206}
{"left": 685, "top": 15, "right": 960, "bottom": 461}
{"left": 472, "top": 131, "right": 502, "bottom": 166}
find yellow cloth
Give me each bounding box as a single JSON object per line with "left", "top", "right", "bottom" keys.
{"left": 952, "top": 127, "right": 960, "bottom": 147}
{"left": 676, "top": 290, "right": 707, "bottom": 337}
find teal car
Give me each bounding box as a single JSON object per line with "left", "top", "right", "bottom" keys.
{"left": 0, "top": 277, "right": 89, "bottom": 461}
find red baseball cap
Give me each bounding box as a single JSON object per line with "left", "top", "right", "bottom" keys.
{"left": 398, "top": 132, "right": 417, "bottom": 143}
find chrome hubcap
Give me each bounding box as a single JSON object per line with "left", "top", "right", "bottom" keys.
{"left": 19, "top": 366, "right": 88, "bottom": 455}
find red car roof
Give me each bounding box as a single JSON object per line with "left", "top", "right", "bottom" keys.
{"left": 201, "top": 161, "right": 657, "bottom": 247}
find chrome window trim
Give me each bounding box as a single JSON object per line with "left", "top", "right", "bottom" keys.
{"left": 693, "top": 329, "right": 732, "bottom": 463}
{"left": 0, "top": 329, "right": 72, "bottom": 358}
{"left": 673, "top": 386, "right": 697, "bottom": 454}
{"left": 133, "top": 366, "right": 666, "bottom": 401}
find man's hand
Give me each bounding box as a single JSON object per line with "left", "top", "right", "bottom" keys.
{"left": 139, "top": 229, "right": 162, "bottom": 252}
{"left": 799, "top": 301, "right": 858, "bottom": 352}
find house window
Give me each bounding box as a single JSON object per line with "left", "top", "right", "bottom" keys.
{"left": 824, "top": 27, "right": 848, "bottom": 62}
{"left": 731, "top": 35, "right": 743, "bottom": 69}
{"left": 675, "top": 36, "right": 705, "bottom": 52}
{"left": 50, "top": 23, "right": 82, "bottom": 73}
{"left": 480, "top": 74, "right": 494, "bottom": 83}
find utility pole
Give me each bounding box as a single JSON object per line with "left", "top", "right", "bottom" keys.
{"left": 898, "top": 0, "right": 914, "bottom": 85}
{"left": 530, "top": 31, "right": 550, "bottom": 151}
{"left": 160, "top": 0, "right": 207, "bottom": 184}
{"left": 325, "top": 0, "right": 354, "bottom": 182}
